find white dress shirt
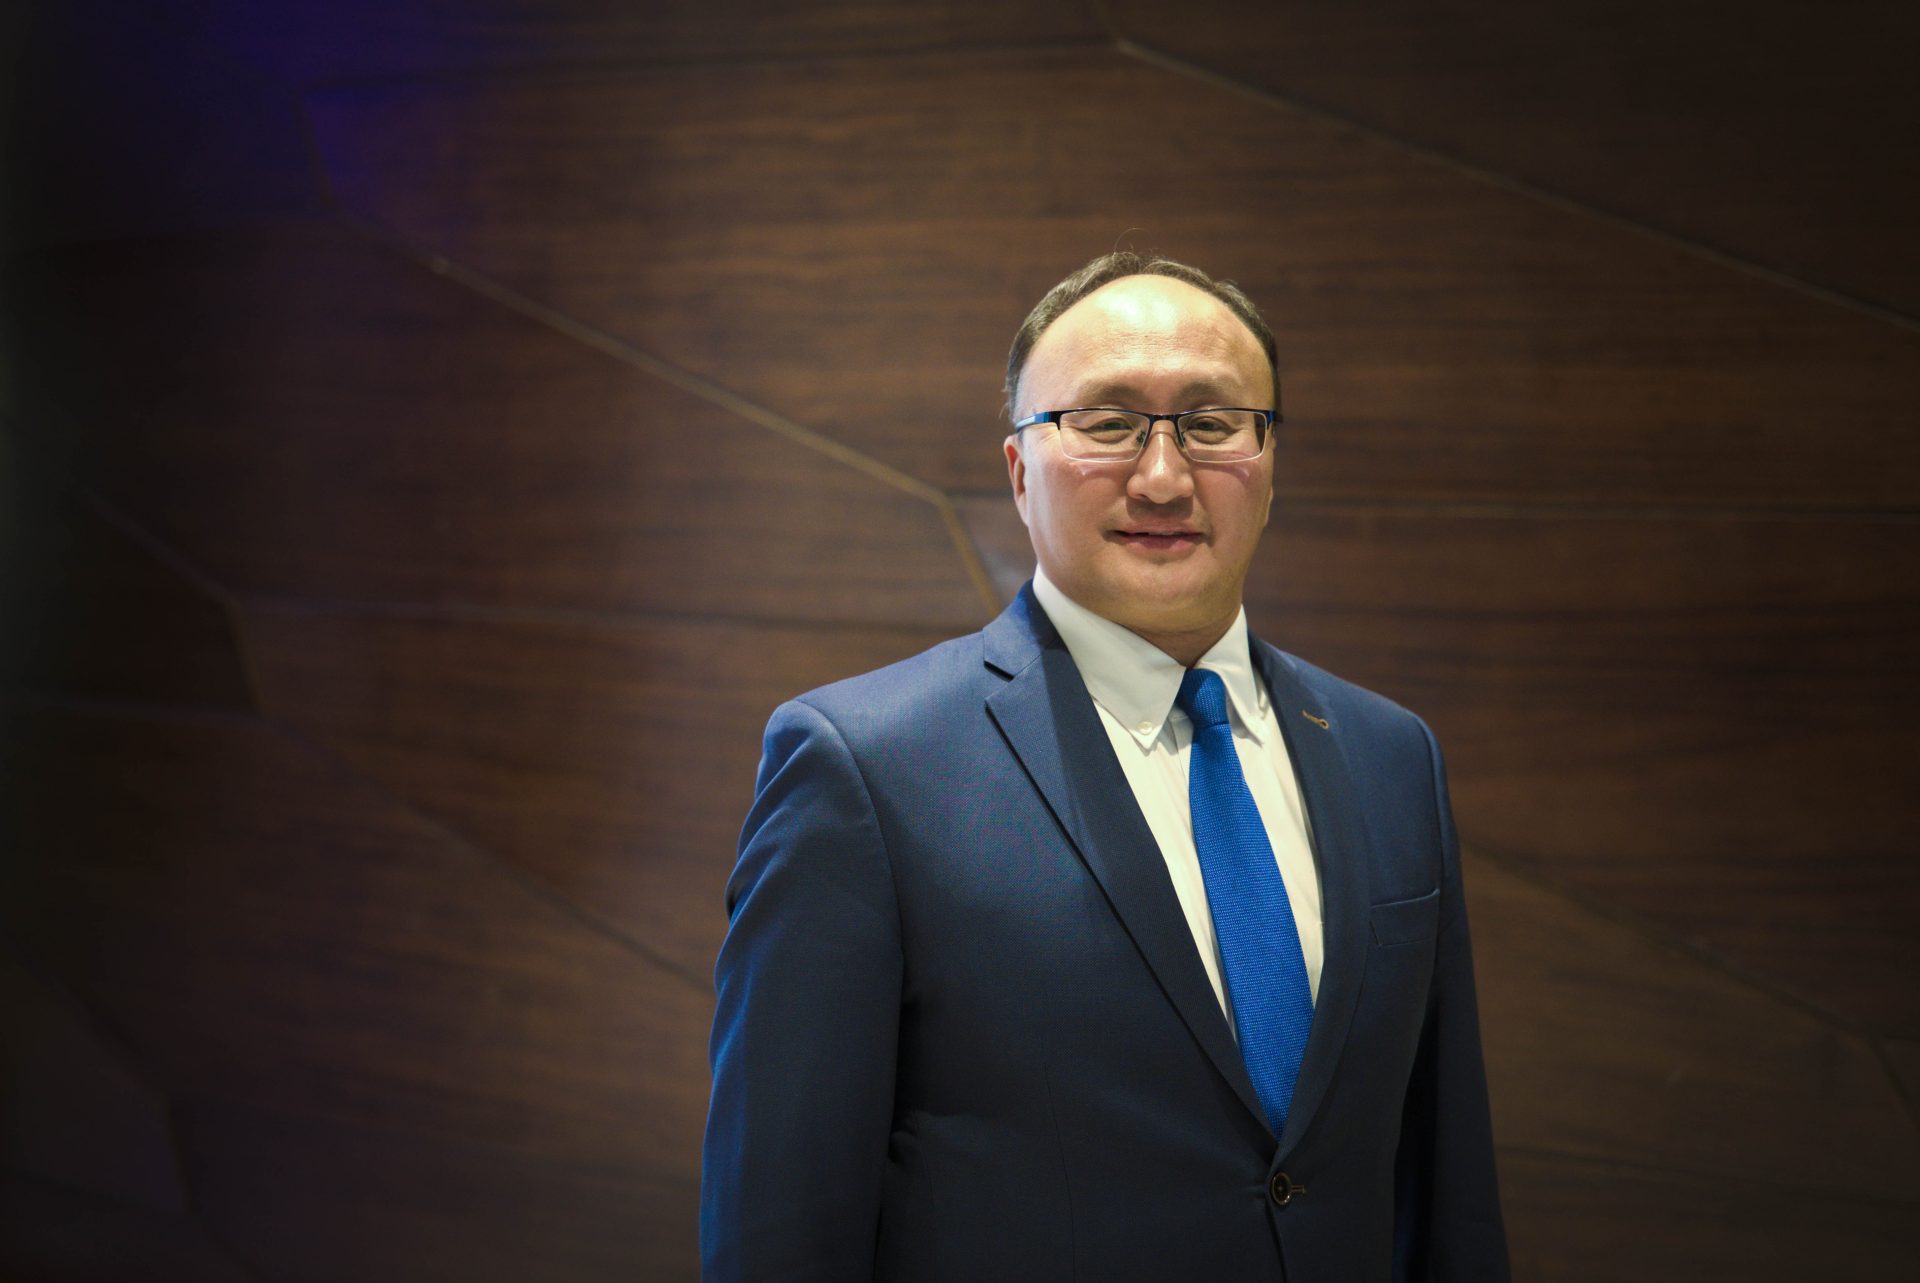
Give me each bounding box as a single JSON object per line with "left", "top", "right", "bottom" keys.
{"left": 1032, "top": 568, "right": 1324, "bottom": 1025}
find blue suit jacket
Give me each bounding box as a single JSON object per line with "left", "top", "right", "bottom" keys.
{"left": 703, "top": 586, "right": 1508, "bottom": 1281}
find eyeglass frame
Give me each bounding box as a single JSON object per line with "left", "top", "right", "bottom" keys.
{"left": 1010, "top": 407, "right": 1280, "bottom": 463}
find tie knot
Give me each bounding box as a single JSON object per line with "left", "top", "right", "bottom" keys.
{"left": 1176, "top": 667, "right": 1232, "bottom": 731}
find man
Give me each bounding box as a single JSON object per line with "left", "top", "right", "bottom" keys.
{"left": 702, "top": 253, "right": 1509, "bottom": 1281}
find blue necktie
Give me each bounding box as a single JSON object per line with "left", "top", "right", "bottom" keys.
{"left": 1177, "top": 667, "right": 1315, "bottom": 1137}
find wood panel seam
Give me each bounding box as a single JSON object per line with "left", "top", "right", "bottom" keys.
{"left": 932, "top": 494, "right": 1007, "bottom": 616}
{"left": 0, "top": 949, "right": 182, "bottom": 1144}
{"left": 0, "top": 954, "right": 271, "bottom": 1278}
{"left": 339, "top": 214, "right": 1007, "bottom": 616}
{"left": 248, "top": 710, "right": 715, "bottom": 996}
{"left": 49, "top": 511, "right": 1908, "bottom": 1054}
{"left": 289, "top": 66, "right": 341, "bottom": 213}
{"left": 158, "top": 1099, "right": 283, "bottom": 1283}
{"left": 1109, "top": 38, "right": 1920, "bottom": 338}
{"left": 336, "top": 216, "right": 959, "bottom": 503}
{"left": 1464, "top": 839, "right": 1880, "bottom": 1043}
{"left": 83, "top": 492, "right": 272, "bottom": 718}
{"left": 5, "top": 689, "right": 715, "bottom": 995}
{"left": 1866, "top": 1038, "right": 1920, "bottom": 1137}
{"left": 82, "top": 493, "right": 238, "bottom": 610}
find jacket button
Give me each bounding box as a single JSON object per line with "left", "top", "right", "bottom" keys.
{"left": 1269, "top": 1171, "right": 1296, "bottom": 1208}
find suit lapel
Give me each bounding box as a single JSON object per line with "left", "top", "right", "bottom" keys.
{"left": 983, "top": 592, "right": 1270, "bottom": 1133}
{"left": 1255, "top": 641, "right": 1373, "bottom": 1159}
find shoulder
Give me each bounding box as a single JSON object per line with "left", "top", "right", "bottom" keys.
{"left": 1256, "top": 639, "right": 1443, "bottom": 772}
{"left": 1260, "top": 643, "right": 1422, "bottom": 731}
{"left": 774, "top": 630, "right": 992, "bottom": 748}
{"left": 758, "top": 589, "right": 1050, "bottom": 779}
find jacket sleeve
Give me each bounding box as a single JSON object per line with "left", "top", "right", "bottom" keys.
{"left": 701, "top": 698, "right": 903, "bottom": 1282}
{"left": 1393, "top": 719, "right": 1511, "bottom": 1282}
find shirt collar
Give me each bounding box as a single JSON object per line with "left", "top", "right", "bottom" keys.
{"left": 1031, "top": 567, "right": 1271, "bottom": 749}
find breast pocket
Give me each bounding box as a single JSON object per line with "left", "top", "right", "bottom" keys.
{"left": 1369, "top": 887, "right": 1440, "bottom": 947}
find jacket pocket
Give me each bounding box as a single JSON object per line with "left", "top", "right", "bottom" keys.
{"left": 1369, "top": 887, "right": 1440, "bottom": 946}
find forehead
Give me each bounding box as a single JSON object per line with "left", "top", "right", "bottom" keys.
{"left": 1022, "top": 275, "right": 1271, "bottom": 408}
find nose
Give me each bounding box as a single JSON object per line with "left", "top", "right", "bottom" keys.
{"left": 1127, "top": 419, "right": 1194, "bottom": 504}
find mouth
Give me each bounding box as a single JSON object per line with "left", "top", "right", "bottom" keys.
{"left": 1109, "top": 526, "right": 1205, "bottom": 553}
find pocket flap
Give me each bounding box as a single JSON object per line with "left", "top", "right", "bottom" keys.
{"left": 1369, "top": 888, "right": 1440, "bottom": 946}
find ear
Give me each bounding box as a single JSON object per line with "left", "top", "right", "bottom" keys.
{"left": 1005, "top": 434, "right": 1031, "bottom": 526}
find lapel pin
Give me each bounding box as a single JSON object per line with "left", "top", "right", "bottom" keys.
{"left": 1300, "top": 710, "right": 1330, "bottom": 730}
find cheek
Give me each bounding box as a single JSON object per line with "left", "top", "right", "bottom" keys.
{"left": 1202, "top": 482, "right": 1273, "bottom": 558}
{"left": 1023, "top": 481, "right": 1073, "bottom": 553}
{"left": 1030, "top": 471, "right": 1100, "bottom": 534}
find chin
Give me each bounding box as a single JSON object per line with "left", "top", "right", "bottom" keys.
{"left": 1117, "top": 563, "right": 1216, "bottom": 609}
{"left": 1106, "top": 587, "right": 1227, "bottom": 638}
{"left": 1049, "top": 553, "right": 1233, "bottom": 628}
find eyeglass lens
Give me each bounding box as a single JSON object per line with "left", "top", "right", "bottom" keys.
{"left": 1055, "top": 410, "right": 1264, "bottom": 462}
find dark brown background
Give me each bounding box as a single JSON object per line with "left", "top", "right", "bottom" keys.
{"left": 3, "top": 2, "right": 1916, "bottom": 1279}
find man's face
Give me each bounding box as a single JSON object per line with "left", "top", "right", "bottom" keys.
{"left": 1006, "top": 274, "right": 1276, "bottom": 653}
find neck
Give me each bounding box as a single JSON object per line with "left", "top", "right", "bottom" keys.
{"left": 1128, "top": 618, "right": 1235, "bottom": 668}
{"left": 1028, "top": 567, "right": 1243, "bottom": 668}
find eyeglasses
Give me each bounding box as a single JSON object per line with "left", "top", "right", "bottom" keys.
{"left": 1012, "top": 407, "right": 1277, "bottom": 463}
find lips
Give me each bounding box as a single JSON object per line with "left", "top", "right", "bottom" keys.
{"left": 1111, "top": 526, "right": 1204, "bottom": 551}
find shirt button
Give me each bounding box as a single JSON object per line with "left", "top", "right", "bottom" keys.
{"left": 1137, "top": 720, "right": 1153, "bottom": 734}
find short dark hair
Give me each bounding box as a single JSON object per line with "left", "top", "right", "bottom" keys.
{"left": 1003, "top": 252, "right": 1278, "bottom": 421}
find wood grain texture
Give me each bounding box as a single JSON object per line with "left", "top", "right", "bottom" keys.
{"left": 19, "top": 2, "right": 1917, "bottom": 1271}
{"left": 8, "top": 0, "right": 318, "bottom": 247}
{"left": 953, "top": 492, "right": 1037, "bottom": 603}
{"left": 33, "top": 225, "right": 986, "bottom": 628}
{"left": 308, "top": 45, "right": 1920, "bottom": 503}
{"left": 1107, "top": 0, "right": 1920, "bottom": 318}
{"left": 1466, "top": 853, "right": 1914, "bottom": 1199}
{"left": 1252, "top": 512, "right": 1920, "bottom": 1037}
{"left": 1883, "top": 1039, "right": 1920, "bottom": 1118}
{"left": 1499, "top": 1149, "right": 1919, "bottom": 1282}
{"left": 956, "top": 496, "right": 1920, "bottom": 1034}
{"left": 174, "top": 0, "right": 1103, "bottom": 85}
{"left": 183, "top": 1103, "right": 698, "bottom": 1282}
{"left": 1, "top": 704, "right": 708, "bottom": 1277}
{"left": 1, "top": 497, "right": 251, "bottom": 709}
{"left": 238, "top": 604, "right": 963, "bottom": 973}
{"left": 1, "top": 1176, "right": 257, "bottom": 1283}
{"left": 0, "top": 963, "right": 186, "bottom": 1215}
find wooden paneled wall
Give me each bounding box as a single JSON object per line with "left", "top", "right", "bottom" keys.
{"left": 5, "top": 2, "right": 1916, "bottom": 1278}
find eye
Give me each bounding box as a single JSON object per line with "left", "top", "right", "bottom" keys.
{"left": 1181, "top": 414, "right": 1234, "bottom": 441}
{"left": 1067, "top": 413, "right": 1142, "bottom": 442}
